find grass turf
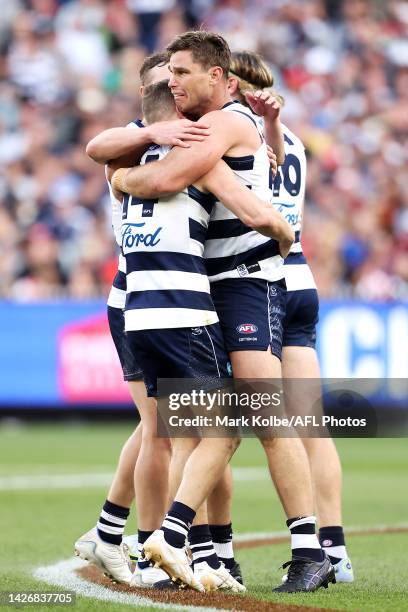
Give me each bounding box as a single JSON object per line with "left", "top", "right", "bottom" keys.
{"left": 0, "top": 422, "right": 407, "bottom": 611}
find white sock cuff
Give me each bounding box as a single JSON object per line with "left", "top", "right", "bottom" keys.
{"left": 97, "top": 521, "right": 124, "bottom": 535}
{"left": 213, "top": 540, "right": 234, "bottom": 559}
{"left": 291, "top": 533, "right": 321, "bottom": 550}
{"left": 323, "top": 544, "right": 347, "bottom": 559}
{"left": 100, "top": 510, "right": 127, "bottom": 525}
{"left": 162, "top": 518, "right": 188, "bottom": 537}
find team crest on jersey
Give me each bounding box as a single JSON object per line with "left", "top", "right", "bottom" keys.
{"left": 236, "top": 264, "right": 249, "bottom": 277}
{"left": 237, "top": 323, "right": 258, "bottom": 334}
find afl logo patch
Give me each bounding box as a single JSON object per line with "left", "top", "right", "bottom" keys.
{"left": 191, "top": 327, "right": 202, "bottom": 335}
{"left": 322, "top": 539, "right": 333, "bottom": 547}
{"left": 237, "top": 323, "right": 258, "bottom": 334}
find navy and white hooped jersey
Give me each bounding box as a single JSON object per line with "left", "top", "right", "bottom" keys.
{"left": 107, "top": 253, "right": 127, "bottom": 309}
{"left": 272, "top": 123, "right": 316, "bottom": 292}
{"left": 122, "top": 144, "right": 218, "bottom": 332}
{"left": 204, "top": 101, "right": 284, "bottom": 284}
{"left": 106, "top": 118, "right": 144, "bottom": 309}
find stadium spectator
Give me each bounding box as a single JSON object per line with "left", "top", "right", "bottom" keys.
{"left": 0, "top": 0, "right": 407, "bottom": 301}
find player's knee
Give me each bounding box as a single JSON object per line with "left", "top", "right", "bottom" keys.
{"left": 229, "top": 436, "right": 241, "bottom": 454}
{"left": 259, "top": 436, "right": 278, "bottom": 450}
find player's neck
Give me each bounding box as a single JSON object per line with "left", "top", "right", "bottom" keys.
{"left": 205, "top": 89, "right": 233, "bottom": 114}
{"left": 185, "top": 90, "right": 233, "bottom": 120}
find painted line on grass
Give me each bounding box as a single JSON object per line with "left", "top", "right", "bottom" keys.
{"left": 33, "top": 524, "right": 408, "bottom": 612}
{"left": 34, "top": 557, "right": 227, "bottom": 612}
{"left": 234, "top": 523, "right": 408, "bottom": 548}
{"left": 0, "top": 467, "right": 268, "bottom": 491}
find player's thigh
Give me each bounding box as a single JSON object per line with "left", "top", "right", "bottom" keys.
{"left": 282, "top": 347, "right": 323, "bottom": 422}
{"left": 282, "top": 346, "right": 321, "bottom": 379}
{"left": 230, "top": 349, "right": 282, "bottom": 378}
{"left": 107, "top": 305, "right": 144, "bottom": 382}
{"left": 128, "top": 380, "right": 156, "bottom": 414}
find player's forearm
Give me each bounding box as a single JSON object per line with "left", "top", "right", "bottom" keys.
{"left": 86, "top": 127, "right": 152, "bottom": 164}
{"left": 111, "top": 163, "right": 178, "bottom": 199}
{"left": 264, "top": 119, "right": 285, "bottom": 166}
{"left": 203, "top": 161, "right": 293, "bottom": 242}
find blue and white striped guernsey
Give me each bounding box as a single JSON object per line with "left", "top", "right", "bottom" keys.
{"left": 107, "top": 118, "right": 144, "bottom": 310}
{"left": 204, "top": 101, "right": 284, "bottom": 283}
{"left": 122, "top": 144, "right": 218, "bottom": 331}
{"left": 272, "top": 123, "right": 316, "bottom": 292}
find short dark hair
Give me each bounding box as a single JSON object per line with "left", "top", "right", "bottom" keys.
{"left": 139, "top": 52, "right": 169, "bottom": 85}
{"left": 167, "top": 30, "right": 231, "bottom": 79}
{"left": 142, "top": 80, "right": 176, "bottom": 124}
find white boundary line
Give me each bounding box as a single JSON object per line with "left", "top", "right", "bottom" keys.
{"left": 0, "top": 468, "right": 268, "bottom": 491}
{"left": 33, "top": 557, "right": 227, "bottom": 612}
{"left": 33, "top": 524, "right": 408, "bottom": 611}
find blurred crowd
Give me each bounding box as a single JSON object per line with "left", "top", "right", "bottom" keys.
{"left": 0, "top": 0, "right": 407, "bottom": 301}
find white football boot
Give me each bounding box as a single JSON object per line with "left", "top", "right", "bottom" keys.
{"left": 131, "top": 564, "right": 175, "bottom": 588}
{"left": 333, "top": 557, "right": 354, "bottom": 582}
{"left": 74, "top": 527, "right": 132, "bottom": 584}
{"left": 142, "top": 530, "right": 204, "bottom": 592}
{"left": 194, "top": 560, "right": 247, "bottom": 593}
{"left": 122, "top": 534, "right": 139, "bottom": 562}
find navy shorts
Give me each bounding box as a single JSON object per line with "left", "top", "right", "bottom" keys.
{"left": 210, "top": 278, "right": 286, "bottom": 360}
{"left": 107, "top": 306, "right": 143, "bottom": 381}
{"left": 126, "top": 323, "right": 231, "bottom": 397}
{"left": 282, "top": 289, "right": 319, "bottom": 349}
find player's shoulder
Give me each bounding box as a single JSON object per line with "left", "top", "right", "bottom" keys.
{"left": 201, "top": 103, "right": 256, "bottom": 131}
{"left": 125, "top": 118, "right": 145, "bottom": 129}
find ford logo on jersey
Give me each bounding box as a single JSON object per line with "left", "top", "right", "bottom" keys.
{"left": 237, "top": 323, "right": 258, "bottom": 334}
{"left": 121, "top": 222, "right": 162, "bottom": 250}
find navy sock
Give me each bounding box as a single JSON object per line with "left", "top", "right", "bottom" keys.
{"left": 319, "top": 525, "right": 347, "bottom": 564}
{"left": 209, "top": 523, "right": 235, "bottom": 570}
{"left": 97, "top": 500, "right": 129, "bottom": 545}
{"left": 161, "top": 501, "right": 195, "bottom": 548}
{"left": 189, "top": 524, "right": 220, "bottom": 570}
{"left": 137, "top": 530, "right": 153, "bottom": 569}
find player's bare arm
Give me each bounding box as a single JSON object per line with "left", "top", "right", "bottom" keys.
{"left": 111, "top": 111, "right": 259, "bottom": 198}
{"left": 199, "top": 160, "right": 294, "bottom": 257}
{"left": 245, "top": 90, "right": 285, "bottom": 166}
{"left": 86, "top": 119, "right": 211, "bottom": 164}
{"left": 266, "top": 145, "right": 278, "bottom": 177}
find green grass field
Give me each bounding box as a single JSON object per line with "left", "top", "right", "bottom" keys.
{"left": 0, "top": 422, "right": 407, "bottom": 611}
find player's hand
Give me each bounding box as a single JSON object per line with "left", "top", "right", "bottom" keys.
{"left": 267, "top": 145, "right": 278, "bottom": 178}
{"left": 107, "top": 164, "right": 124, "bottom": 201}
{"left": 245, "top": 90, "right": 281, "bottom": 121}
{"left": 111, "top": 185, "right": 123, "bottom": 202}
{"left": 279, "top": 238, "right": 293, "bottom": 259}
{"left": 147, "top": 119, "right": 211, "bottom": 148}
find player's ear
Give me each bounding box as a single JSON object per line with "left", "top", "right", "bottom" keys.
{"left": 209, "top": 66, "right": 223, "bottom": 84}
{"left": 227, "top": 76, "right": 238, "bottom": 96}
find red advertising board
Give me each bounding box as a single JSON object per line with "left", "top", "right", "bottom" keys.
{"left": 58, "top": 313, "right": 131, "bottom": 403}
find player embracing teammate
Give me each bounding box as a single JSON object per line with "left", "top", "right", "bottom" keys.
{"left": 75, "top": 31, "right": 353, "bottom": 595}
